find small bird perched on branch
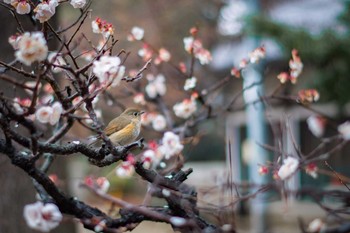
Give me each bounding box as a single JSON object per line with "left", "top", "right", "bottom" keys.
{"left": 89, "top": 108, "right": 144, "bottom": 146}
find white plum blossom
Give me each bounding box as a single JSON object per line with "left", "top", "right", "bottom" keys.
{"left": 34, "top": 0, "right": 58, "bottom": 23}
{"left": 133, "top": 93, "right": 146, "bottom": 105}
{"left": 338, "top": 121, "right": 350, "bottom": 140}
{"left": 307, "top": 116, "right": 326, "bottom": 138}
{"left": 151, "top": 114, "right": 167, "bottom": 131}
{"left": 307, "top": 218, "right": 325, "bottom": 233}
{"left": 48, "top": 52, "right": 66, "bottom": 73}
{"left": 158, "top": 131, "right": 184, "bottom": 159}
{"left": 35, "top": 102, "right": 62, "bottom": 125}
{"left": 70, "top": 0, "right": 86, "bottom": 8}
{"left": 128, "top": 26, "right": 144, "bottom": 41}
{"left": 183, "top": 36, "right": 212, "bottom": 65}
{"left": 184, "top": 76, "right": 197, "bottom": 91}
{"left": 23, "top": 202, "right": 62, "bottom": 232}
{"left": 248, "top": 46, "right": 266, "bottom": 64}
{"left": 92, "top": 55, "right": 124, "bottom": 86}
{"left": 277, "top": 157, "right": 299, "bottom": 180}
{"left": 13, "top": 0, "right": 31, "bottom": 14}
{"left": 145, "top": 74, "right": 166, "bottom": 99}
{"left": 15, "top": 32, "right": 48, "bottom": 66}
{"left": 173, "top": 98, "right": 197, "bottom": 119}
{"left": 116, "top": 161, "right": 135, "bottom": 178}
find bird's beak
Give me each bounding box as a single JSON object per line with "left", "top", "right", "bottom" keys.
{"left": 139, "top": 111, "right": 145, "bottom": 115}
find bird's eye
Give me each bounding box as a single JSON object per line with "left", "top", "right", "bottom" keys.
{"left": 133, "top": 112, "right": 138, "bottom": 116}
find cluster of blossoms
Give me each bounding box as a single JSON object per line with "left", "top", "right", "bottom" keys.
{"left": 23, "top": 202, "right": 62, "bottom": 232}
{"left": 277, "top": 49, "right": 303, "bottom": 84}
{"left": 84, "top": 176, "right": 110, "bottom": 194}
{"left": 259, "top": 160, "right": 318, "bottom": 180}
{"left": 92, "top": 55, "right": 125, "bottom": 87}
{"left": 92, "top": 17, "right": 114, "bottom": 39}
{"left": 35, "top": 102, "right": 63, "bottom": 125}
{"left": 248, "top": 46, "right": 266, "bottom": 64}
{"left": 115, "top": 132, "right": 184, "bottom": 178}
{"left": 141, "top": 112, "right": 167, "bottom": 131}
{"left": 183, "top": 36, "right": 212, "bottom": 65}
{"left": 10, "top": 32, "right": 48, "bottom": 66}
{"left": 128, "top": 26, "right": 171, "bottom": 65}
{"left": 4, "top": 0, "right": 86, "bottom": 18}
{"left": 173, "top": 93, "right": 198, "bottom": 119}
{"left": 145, "top": 74, "right": 167, "bottom": 99}
{"left": 138, "top": 45, "right": 171, "bottom": 65}
{"left": 230, "top": 46, "right": 266, "bottom": 78}
{"left": 298, "top": 89, "right": 320, "bottom": 104}
{"left": 151, "top": 114, "right": 167, "bottom": 131}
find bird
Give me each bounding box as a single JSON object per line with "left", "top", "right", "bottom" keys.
{"left": 89, "top": 108, "right": 144, "bottom": 146}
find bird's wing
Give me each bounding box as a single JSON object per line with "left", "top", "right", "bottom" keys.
{"left": 104, "top": 116, "right": 130, "bottom": 136}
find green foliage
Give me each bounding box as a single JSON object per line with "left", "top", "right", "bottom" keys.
{"left": 246, "top": 2, "right": 350, "bottom": 112}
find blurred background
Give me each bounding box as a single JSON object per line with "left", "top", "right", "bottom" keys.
{"left": 1, "top": 0, "right": 350, "bottom": 232}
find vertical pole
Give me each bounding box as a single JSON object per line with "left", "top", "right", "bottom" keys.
{"left": 242, "top": 0, "right": 268, "bottom": 232}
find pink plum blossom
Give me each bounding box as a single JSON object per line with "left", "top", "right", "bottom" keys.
{"left": 23, "top": 202, "right": 62, "bottom": 232}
